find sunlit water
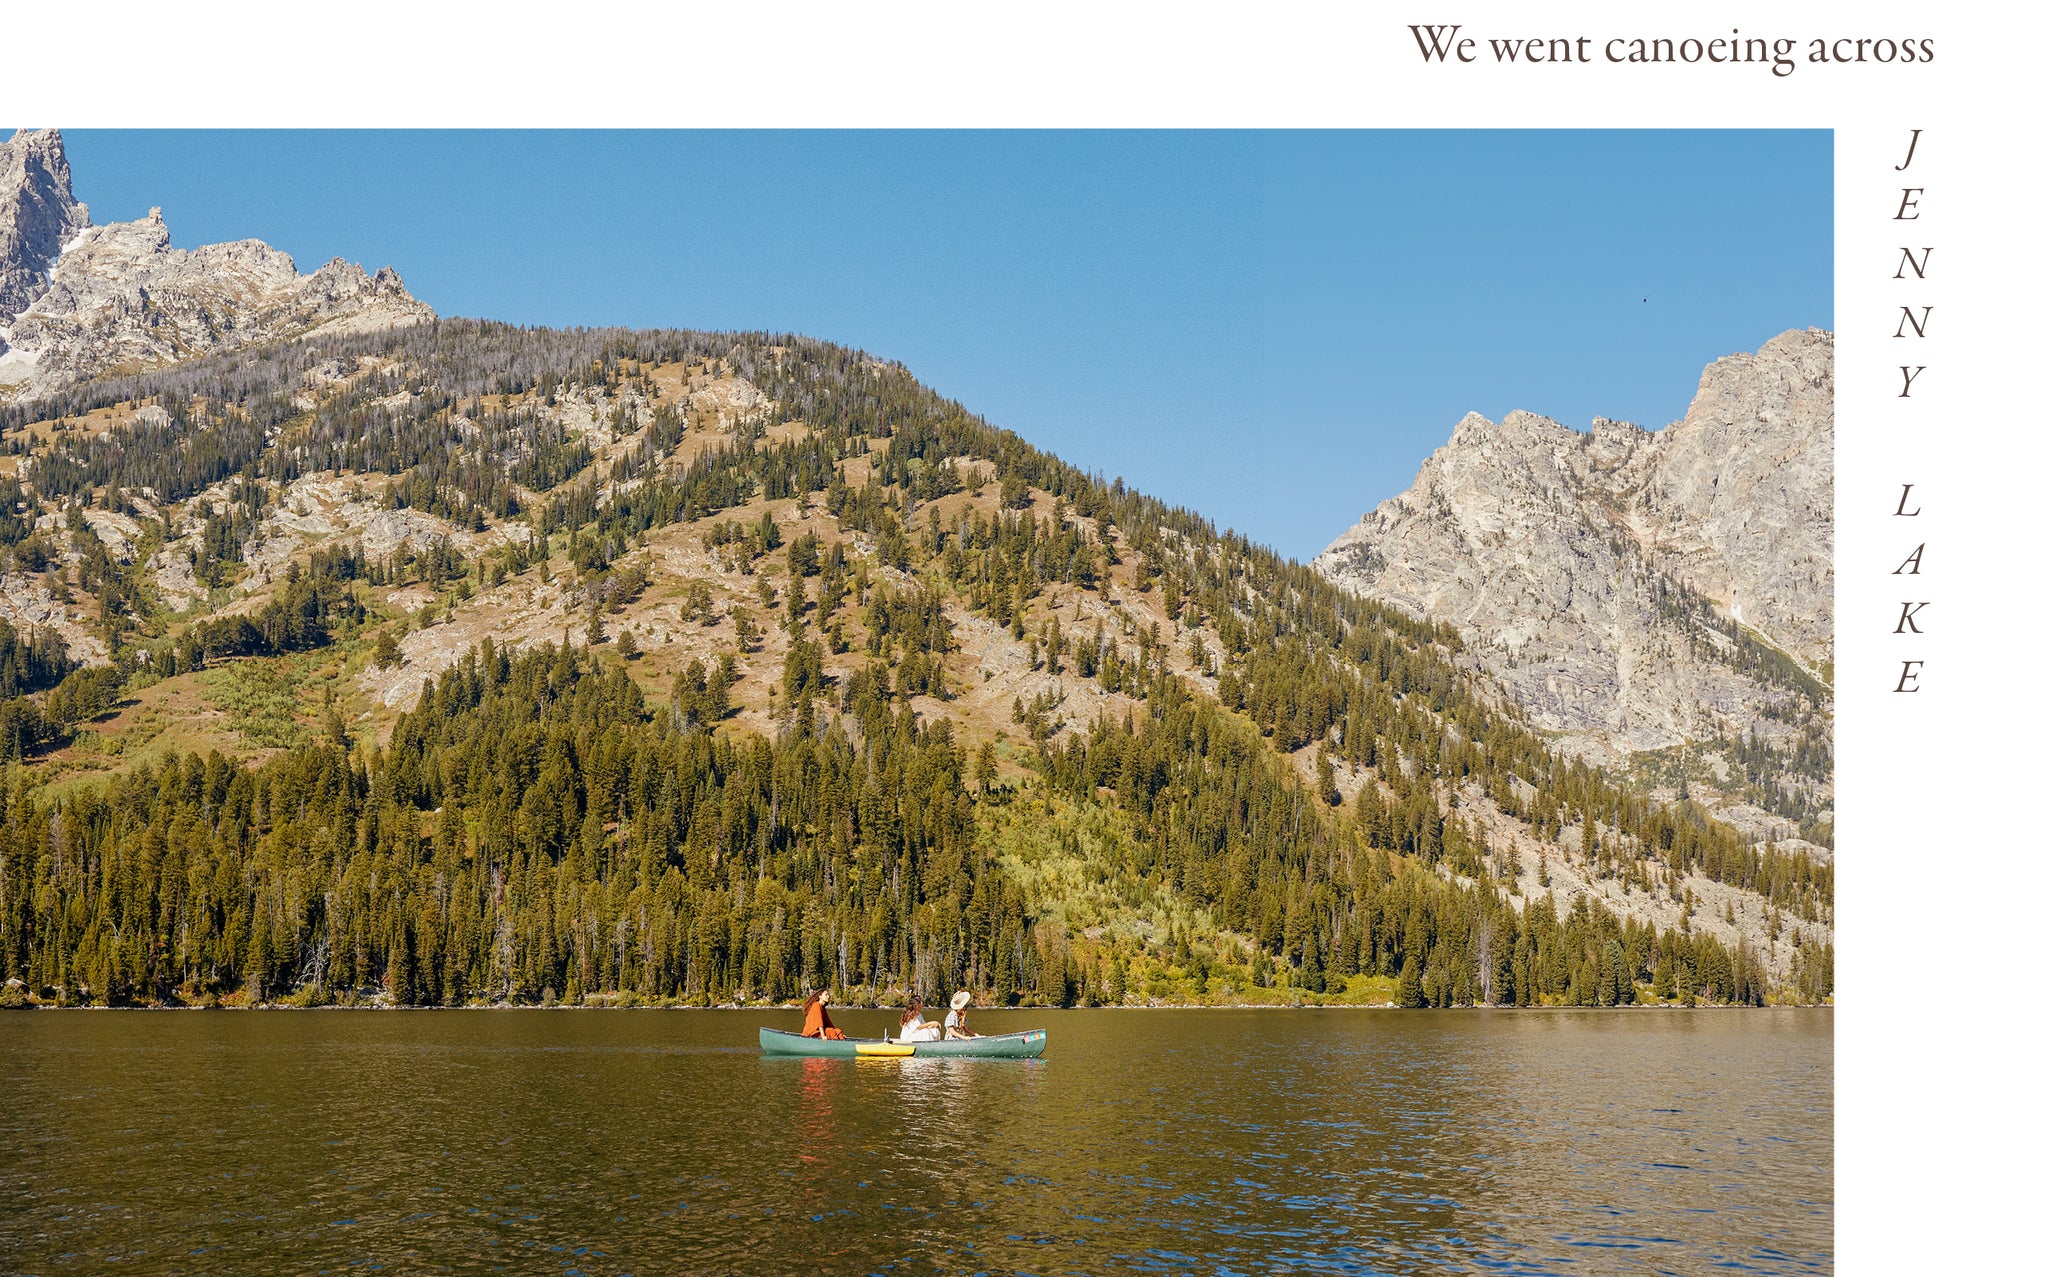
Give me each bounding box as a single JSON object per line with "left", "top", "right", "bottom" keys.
{"left": 0, "top": 1008, "right": 1830, "bottom": 1275}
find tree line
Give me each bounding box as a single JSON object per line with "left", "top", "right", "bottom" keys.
{"left": 0, "top": 639, "right": 1824, "bottom": 1008}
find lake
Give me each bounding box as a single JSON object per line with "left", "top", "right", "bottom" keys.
{"left": 0, "top": 1008, "right": 1830, "bottom": 1275}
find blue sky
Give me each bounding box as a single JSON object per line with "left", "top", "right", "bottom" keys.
{"left": 59, "top": 130, "right": 1831, "bottom": 561}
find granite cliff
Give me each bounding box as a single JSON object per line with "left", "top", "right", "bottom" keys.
{"left": 1315, "top": 330, "right": 1833, "bottom": 842}
{"left": 0, "top": 127, "right": 89, "bottom": 320}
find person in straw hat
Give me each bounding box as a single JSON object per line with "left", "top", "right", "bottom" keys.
{"left": 943, "top": 990, "right": 980, "bottom": 1040}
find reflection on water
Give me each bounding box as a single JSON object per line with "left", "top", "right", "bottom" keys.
{"left": 0, "top": 1009, "right": 1829, "bottom": 1275}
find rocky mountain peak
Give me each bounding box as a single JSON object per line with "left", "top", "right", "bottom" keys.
{"left": 1315, "top": 330, "right": 1833, "bottom": 844}
{"left": 1586, "top": 416, "right": 1648, "bottom": 464}
{"left": 0, "top": 129, "right": 434, "bottom": 402}
{"left": 1447, "top": 409, "right": 1493, "bottom": 442}
{"left": 0, "top": 128, "right": 90, "bottom": 320}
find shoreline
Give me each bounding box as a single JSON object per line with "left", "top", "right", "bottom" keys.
{"left": 2, "top": 999, "right": 1835, "bottom": 1012}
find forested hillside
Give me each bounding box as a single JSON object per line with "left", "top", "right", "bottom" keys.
{"left": 0, "top": 321, "right": 1832, "bottom": 1009}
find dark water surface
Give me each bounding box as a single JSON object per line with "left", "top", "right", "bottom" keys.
{"left": 0, "top": 1008, "right": 1830, "bottom": 1275}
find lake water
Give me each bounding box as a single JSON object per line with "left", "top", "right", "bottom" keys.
{"left": 0, "top": 1008, "right": 1830, "bottom": 1276}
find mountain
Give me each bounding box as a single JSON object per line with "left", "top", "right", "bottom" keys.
{"left": 0, "top": 127, "right": 88, "bottom": 320}
{"left": 0, "top": 135, "right": 1832, "bottom": 1012}
{"left": 0, "top": 128, "right": 431, "bottom": 401}
{"left": 1314, "top": 331, "right": 1833, "bottom": 847}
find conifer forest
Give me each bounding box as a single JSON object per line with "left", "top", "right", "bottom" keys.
{"left": 0, "top": 322, "right": 1833, "bottom": 1011}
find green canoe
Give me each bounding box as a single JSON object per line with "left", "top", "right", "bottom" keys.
{"left": 759, "top": 1026, "right": 1047, "bottom": 1059}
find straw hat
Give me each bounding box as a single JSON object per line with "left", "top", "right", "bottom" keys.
{"left": 950, "top": 990, "right": 972, "bottom": 1011}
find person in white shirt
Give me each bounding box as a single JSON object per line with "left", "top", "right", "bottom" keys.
{"left": 897, "top": 996, "right": 941, "bottom": 1042}
{"left": 943, "top": 989, "right": 979, "bottom": 1039}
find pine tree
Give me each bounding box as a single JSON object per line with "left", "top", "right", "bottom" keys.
{"left": 1397, "top": 955, "right": 1425, "bottom": 1008}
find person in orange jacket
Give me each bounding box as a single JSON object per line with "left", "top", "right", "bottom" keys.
{"left": 800, "top": 989, "right": 847, "bottom": 1039}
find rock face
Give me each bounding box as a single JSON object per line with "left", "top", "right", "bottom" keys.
{"left": 0, "top": 129, "right": 433, "bottom": 400}
{"left": 1315, "top": 330, "right": 1832, "bottom": 823}
{"left": 0, "top": 128, "right": 90, "bottom": 322}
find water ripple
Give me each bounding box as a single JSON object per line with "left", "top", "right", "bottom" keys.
{"left": 2, "top": 1007, "right": 1830, "bottom": 1275}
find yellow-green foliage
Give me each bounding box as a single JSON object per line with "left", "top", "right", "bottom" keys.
{"left": 984, "top": 794, "right": 1248, "bottom": 958}
{"left": 982, "top": 794, "right": 1380, "bottom": 1005}
{"left": 197, "top": 656, "right": 312, "bottom": 750}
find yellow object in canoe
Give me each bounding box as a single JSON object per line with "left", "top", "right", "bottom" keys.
{"left": 855, "top": 1041, "right": 917, "bottom": 1057}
